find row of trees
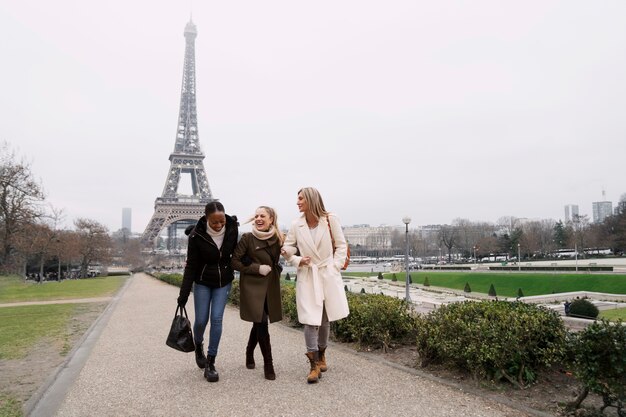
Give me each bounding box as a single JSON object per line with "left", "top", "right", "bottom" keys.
{"left": 385, "top": 208, "right": 626, "bottom": 262}
{"left": 0, "top": 142, "right": 115, "bottom": 278}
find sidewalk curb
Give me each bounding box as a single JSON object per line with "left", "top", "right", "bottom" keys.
{"left": 23, "top": 275, "right": 135, "bottom": 417}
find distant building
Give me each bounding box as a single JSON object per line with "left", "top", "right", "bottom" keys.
{"left": 564, "top": 204, "right": 579, "bottom": 222}
{"left": 592, "top": 201, "right": 612, "bottom": 223}
{"left": 343, "top": 224, "right": 399, "bottom": 248}
{"left": 122, "top": 208, "right": 132, "bottom": 233}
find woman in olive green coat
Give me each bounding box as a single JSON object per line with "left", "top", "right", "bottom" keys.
{"left": 232, "top": 206, "right": 283, "bottom": 380}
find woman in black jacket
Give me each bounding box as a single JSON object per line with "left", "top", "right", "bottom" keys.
{"left": 177, "top": 201, "right": 238, "bottom": 383}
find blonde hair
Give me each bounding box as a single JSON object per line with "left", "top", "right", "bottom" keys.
{"left": 298, "top": 187, "right": 328, "bottom": 220}
{"left": 246, "top": 206, "right": 284, "bottom": 245}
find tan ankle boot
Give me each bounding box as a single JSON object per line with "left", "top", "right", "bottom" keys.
{"left": 305, "top": 351, "right": 321, "bottom": 383}
{"left": 318, "top": 346, "right": 327, "bottom": 372}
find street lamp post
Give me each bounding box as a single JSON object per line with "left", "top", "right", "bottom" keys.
{"left": 517, "top": 243, "right": 521, "bottom": 272}
{"left": 402, "top": 216, "right": 411, "bottom": 302}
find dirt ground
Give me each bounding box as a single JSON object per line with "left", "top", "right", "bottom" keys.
{"left": 0, "top": 302, "right": 107, "bottom": 408}
{"left": 365, "top": 344, "right": 617, "bottom": 417}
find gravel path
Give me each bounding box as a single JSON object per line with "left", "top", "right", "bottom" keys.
{"left": 28, "top": 273, "right": 537, "bottom": 417}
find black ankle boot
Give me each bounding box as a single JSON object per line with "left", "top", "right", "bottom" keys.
{"left": 205, "top": 355, "right": 219, "bottom": 382}
{"left": 195, "top": 342, "right": 206, "bottom": 369}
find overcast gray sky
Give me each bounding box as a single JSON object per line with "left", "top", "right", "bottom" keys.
{"left": 1, "top": 0, "right": 625, "bottom": 234}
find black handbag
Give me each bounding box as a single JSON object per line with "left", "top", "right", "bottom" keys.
{"left": 166, "top": 305, "right": 195, "bottom": 352}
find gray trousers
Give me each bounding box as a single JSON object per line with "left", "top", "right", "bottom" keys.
{"left": 303, "top": 305, "right": 329, "bottom": 352}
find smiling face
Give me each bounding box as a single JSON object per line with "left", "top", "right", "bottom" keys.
{"left": 297, "top": 192, "right": 309, "bottom": 214}
{"left": 207, "top": 211, "right": 226, "bottom": 232}
{"left": 254, "top": 207, "right": 273, "bottom": 232}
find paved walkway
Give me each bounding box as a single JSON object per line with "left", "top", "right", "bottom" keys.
{"left": 27, "top": 273, "right": 547, "bottom": 417}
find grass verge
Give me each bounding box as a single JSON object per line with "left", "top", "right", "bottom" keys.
{"left": 0, "top": 304, "right": 83, "bottom": 360}
{"left": 0, "top": 393, "right": 21, "bottom": 417}
{"left": 0, "top": 275, "right": 127, "bottom": 303}
{"left": 599, "top": 307, "right": 626, "bottom": 321}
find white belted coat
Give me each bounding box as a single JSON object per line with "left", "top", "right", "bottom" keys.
{"left": 282, "top": 214, "right": 350, "bottom": 326}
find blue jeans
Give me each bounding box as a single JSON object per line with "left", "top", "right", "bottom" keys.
{"left": 193, "top": 282, "right": 231, "bottom": 357}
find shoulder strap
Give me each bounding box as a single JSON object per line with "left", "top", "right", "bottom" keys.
{"left": 326, "top": 216, "right": 336, "bottom": 254}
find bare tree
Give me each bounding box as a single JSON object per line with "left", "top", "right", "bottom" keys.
{"left": 0, "top": 142, "right": 45, "bottom": 272}
{"left": 439, "top": 225, "right": 458, "bottom": 262}
{"left": 568, "top": 214, "right": 590, "bottom": 256}
{"left": 74, "top": 218, "right": 112, "bottom": 278}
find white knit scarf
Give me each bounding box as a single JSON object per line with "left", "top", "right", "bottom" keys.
{"left": 206, "top": 222, "right": 226, "bottom": 249}
{"left": 251, "top": 226, "right": 275, "bottom": 241}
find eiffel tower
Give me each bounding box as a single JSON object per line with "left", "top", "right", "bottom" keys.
{"left": 142, "top": 19, "right": 216, "bottom": 248}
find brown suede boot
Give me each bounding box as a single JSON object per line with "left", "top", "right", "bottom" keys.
{"left": 305, "top": 351, "right": 321, "bottom": 384}
{"left": 318, "top": 346, "right": 327, "bottom": 372}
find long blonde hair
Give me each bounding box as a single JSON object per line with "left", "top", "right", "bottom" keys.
{"left": 298, "top": 187, "right": 328, "bottom": 220}
{"left": 246, "top": 206, "right": 284, "bottom": 245}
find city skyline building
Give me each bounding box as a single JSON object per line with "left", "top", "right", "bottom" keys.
{"left": 564, "top": 204, "right": 579, "bottom": 223}
{"left": 122, "top": 207, "right": 132, "bottom": 232}
{"left": 592, "top": 201, "right": 613, "bottom": 223}
{"left": 592, "top": 190, "right": 613, "bottom": 223}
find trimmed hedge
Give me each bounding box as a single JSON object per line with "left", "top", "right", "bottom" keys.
{"left": 567, "top": 319, "right": 626, "bottom": 414}
{"left": 331, "top": 292, "right": 417, "bottom": 351}
{"left": 415, "top": 300, "right": 567, "bottom": 388}
{"left": 155, "top": 273, "right": 183, "bottom": 287}
{"left": 568, "top": 298, "right": 599, "bottom": 319}
{"left": 280, "top": 285, "right": 300, "bottom": 327}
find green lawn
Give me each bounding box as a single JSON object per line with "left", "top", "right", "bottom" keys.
{"left": 0, "top": 303, "right": 81, "bottom": 359}
{"left": 599, "top": 307, "right": 626, "bottom": 321}
{"left": 346, "top": 271, "right": 626, "bottom": 298}
{"left": 0, "top": 275, "right": 127, "bottom": 303}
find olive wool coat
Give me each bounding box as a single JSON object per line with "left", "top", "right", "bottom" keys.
{"left": 282, "top": 214, "right": 349, "bottom": 326}
{"left": 232, "top": 232, "right": 283, "bottom": 323}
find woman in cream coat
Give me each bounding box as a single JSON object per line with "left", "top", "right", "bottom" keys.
{"left": 281, "top": 187, "right": 349, "bottom": 383}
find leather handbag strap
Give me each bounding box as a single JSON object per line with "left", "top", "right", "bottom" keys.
{"left": 326, "top": 216, "right": 336, "bottom": 254}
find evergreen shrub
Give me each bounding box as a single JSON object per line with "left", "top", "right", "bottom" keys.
{"left": 567, "top": 319, "right": 626, "bottom": 414}
{"left": 280, "top": 285, "right": 300, "bottom": 327}
{"left": 285, "top": 272, "right": 291, "bottom": 281}
{"left": 423, "top": 276, "right": 430, "bottom": 287}
{"left": 464, "top": 282, "right": 471, "bottom": 293}
{"left": 391, "top": 273, "right": 397, "bottom": 282}
{"left": 332, "top": 292, "right": 417, "bottom": 351}
{"left": 517, "top": 288, "right": 524, "bottom": 298}
{"left": 155, "top": 273, "right": 183, "bottom": 287}
{"left": 415, "top": 300, "right": 566, "bottom": 388}
{"left": 378, "top": 272, "right": 384, "bottom": 280}
{"left": 568, "top": 298, "right": 599, "bottom": 319}
{"left": 228, "top": 279, "right": 240, "bottom": 306}
{"left": 488, "top": 283, "right": 497, "bottom": 297}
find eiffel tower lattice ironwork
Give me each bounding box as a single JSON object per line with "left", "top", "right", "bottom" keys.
{"left": 142, "top": 20, "right": 216, "bottom": 247}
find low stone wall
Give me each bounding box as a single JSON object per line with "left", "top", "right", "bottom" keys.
{"left": 520, "top": 291, "right": 626, "bottom": 304}
{"left": 489, "top": 265, "right": 613, "bottom": 272}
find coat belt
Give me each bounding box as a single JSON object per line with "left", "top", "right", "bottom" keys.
{"left": 308, "top": 256, "right": 334, "bottom": 306}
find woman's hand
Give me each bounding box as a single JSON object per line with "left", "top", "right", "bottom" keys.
{"left": 298, "top": 256, "right": 312, "bottom": 267}
{"left": 259, "top": 265, "right": 272, "bottom": 276}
